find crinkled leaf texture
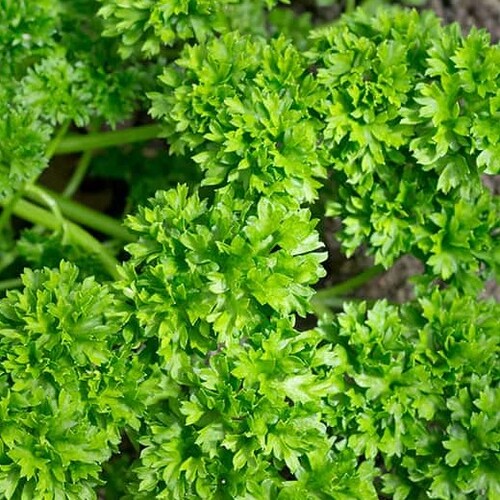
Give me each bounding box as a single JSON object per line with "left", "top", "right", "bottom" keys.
{"left": 308, "top": 8, "right": 500, "bottom": 287}
{"left": 0, "top": 96, "right": 51, "bottom": 201}
{"left": 0, "top": 0, "right": 157, "bottom": 200}
{"left": 151, "top": 6, "right": 499, "bottom": 290}
{"left": 0, "top": 2, "right": 498, "bottom": 499}
{"left": 150, "top": 33, "right": 326, "bottom": 205}
{"left": 97, "top": 0, "right": 289, "bottom": 58}
{"left": 118, "top": 221, "right": 500, "bottom": 499}
{"left": 320, "top": 289, "right": 500, "bottom": 499}
{"left": 0, "top": 262, "right": 142, "bottom": 499}
{"left": 122, "top": 184, "right": 326, "bottom": 342}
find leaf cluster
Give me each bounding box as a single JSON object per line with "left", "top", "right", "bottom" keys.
{"left": 0, "top": 0, "right": 157, "bottom": 201}
{"left": 310, "top": 9, "right": 500, "bottom": 289}
{"left": 320, "top": 289, "right": 499, "bottom": 498}
{"left": 97, "top": 0, "right": 289, "bottom": 58}
{"left": 0, "top": 2, "right": 498, "bottom": 499}
{"left": 0, "top": 263, "right": 142, "bottom": 499}
{"left": 150, "top": 34, "right": 326, "bottom": 204}
{"left": 153, "top": 6, "right": 499, "bottom": 291}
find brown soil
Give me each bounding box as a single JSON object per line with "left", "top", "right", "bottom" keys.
{"left": 426, "top": 0, "right": 500, "bottom": 42}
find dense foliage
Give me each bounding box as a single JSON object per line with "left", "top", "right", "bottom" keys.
{"left": 0, "top": 1, "right": 498, "bottom": 499}
{"left": 0, "top": 263, "right": 142, "bottom": 498}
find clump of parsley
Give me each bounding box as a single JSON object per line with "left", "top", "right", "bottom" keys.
{"left": 0, "top": 1, "right": 498, "bottom": 499}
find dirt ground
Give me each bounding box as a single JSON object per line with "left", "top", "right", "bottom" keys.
{"left": 426, "top": 0, "right": 500, "bottom": 42}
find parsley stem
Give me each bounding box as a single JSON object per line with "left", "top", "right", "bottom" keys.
{"left": 1, "top": 122, "right": 72, "bottom": 232}
{"left": 0, "top": 251, "right": 17, "bottom": 275}
{"left": 62, "top": 149, "right": 93, "bottom": 198}
{"left": 345, "top": 0, "right": 356, "bottom": 13}
{"left": 313, "top": 264, "right": 385, "bottom": 302}
{"left": 54, "top": 124, "right": 163, "bottom": 155}
{"left": 24, "top": 187, "right": 134, "bottom": 242}
{"left": 25, "top": 185, "right": 65, "bottom": 227}
{"left": 0, "top": 278, "right": 23, "bottom": 292}
{"left": 311, "top": 263, "right": 385, "bottom": 318}
{"left": 310, "top": 295, "right": 370, "bottom": 319}
{"left": 46, "top": 120, "right": 71, "bottom": 158}
{"left": 0, "top": 189, "right": 26, "bottom": 234}
{"left": 9, "top": 199, "right": 122, "bottom": 280}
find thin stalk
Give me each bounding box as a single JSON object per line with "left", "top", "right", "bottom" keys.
{"left": 55, "top": 124, "right": 163, "bottom": 155}
{"left": 0, "top": 278, "right": 23, "bottom": 292}
{"left": 25, "top": 187, "right": 134, "bottom": 242}
{"left": 0, "top": 189, "right": 24, "bottom": 233}
{"left": 62, "top": 149, "right": 93, "bottom": 198}
{"left": 345, "top": 0, "right": 356, "bottom": 13}
{"left": 63, "top": 122, "right": 98, "bottom": 198}
{"left": 314, "top": 264, "right": 385, "bottom": 301}
{"left": 0, "top": 251, "right": 17, "bottom": 275}
{"left": 46, "top": 120, "right": 71, "bottom": 158}
{"left": 311, "top": 293, "right": 384, "bottom": 319}
{"left": 313, "top": 295, "right": 354, "bottom": 310}
{"left": 310, "top": 295, "right": 373, "bottom": 320}
{"left": 25, "top": 185, "right": 65, "bottom": 227}
{"left": 10, "top": 199, "right": 121, "bottom": 280}
{"left": 310, "top": 299, "right": 335, "bottom": 320}
{"left": 1, "top": 121, "right": 71, "bottom": 231}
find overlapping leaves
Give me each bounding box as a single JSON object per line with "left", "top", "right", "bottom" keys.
{"left": 0, "top": 262, "right": 142, "bottom": 499}
{"left": 0, "top": 3, "right": 498, "bottom": 499}
{"left": 0, "top": 95, "right": 51, "bottom": 201}
{"left": 150, "top": 34, "right": 326, "bottom": 204}
{"left": 97, "top": 0, "right": 289, "bottom": 58}
{"left": 122, "top": 184, "right": 326, "bottom": 349}
{"left": 0, "top": 0, "right": 157, "bottom": 201}
{"left": 307, "top": 7, "right": 499, "bottom": 287}
{"left": 129, "top": 319, "right": 378, "bottom": 499}
{"left": 319, "top": 288, "right": 500, "bottom": 499}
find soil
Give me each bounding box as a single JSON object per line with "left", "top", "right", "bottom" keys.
{"left": 426, "top": 0, "right": 500, "bottom": 42}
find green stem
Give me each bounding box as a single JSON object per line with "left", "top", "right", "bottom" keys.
{"left": 25, "top": 187, "right": 134, "bottom": 242}
{"left": 62, "top": 149, "right": 93, "bottom": 198}
{"left": 314, "top": 295, "right": 354, "bottom": 310}
{"left": 310, "top": 295, "right": 370, "bottom": 320}
{"left": 345, "top": 0, "right": 356, "bottom": 13}
{"left": 314, "top": 264, "right": 385, "bottom": 301}
{"left": 310, "top": 299, "right": 336, "bottom": 320}
{"left": 46, "top": 121, "right": 71, "bottom": 158}
{"left": 10, "top": 199, "right": 121, "bottom": 280}
{"left": 310, "top": 294, "right": 383, "bottom": 319}
{"left": 0, "top": 190, "right": 24, "bottom": 232}
{"left": 55, "top": 124, "right": 163, "bottom": 155}
{"left": 0, "top": 278, "right": 23, "bottom": 292}
{"left": 311, "top": 263, "right": 385, "bottom": 316}
{"left": 0, "top": 121, "right": 71, "bottom": 231}
{"left": 25, "top": 185, "right": 65, "bottom": 226}
{"left": 0, "top": 251, "right": 17, "bottom": 275}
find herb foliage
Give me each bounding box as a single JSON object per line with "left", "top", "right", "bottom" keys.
{"left": 0, "top": 1, "right": 498, "bottom": 499}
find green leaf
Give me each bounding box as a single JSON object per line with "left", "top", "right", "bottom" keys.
{"left": 443, "top": 426, "right": 472, "bottom": 466}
